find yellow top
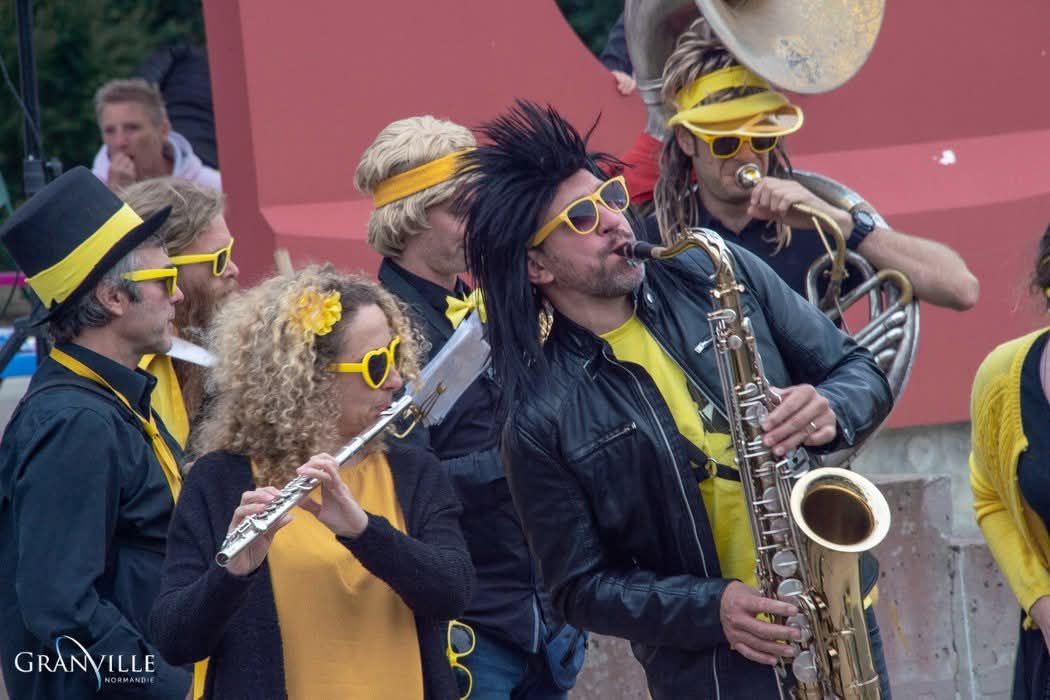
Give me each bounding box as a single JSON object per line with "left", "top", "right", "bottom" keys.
{"left": 139, "top": 353, "right": 189, "bottom": 448}
{"left": 970, "top": 328, "right": 1050, "bottom": 628}
{"left": 267, "top": 452, "right": 424, "bottom": 698}
{"left": 601, "top": 316, "right": 756, "bottom": 587}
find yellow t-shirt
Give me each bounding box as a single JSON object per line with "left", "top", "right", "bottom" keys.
{"left": 266, "top": 452, "right": 424, "bottom": 699}
{"left": 601, "top": 315, "right": 757, "bottom": 587}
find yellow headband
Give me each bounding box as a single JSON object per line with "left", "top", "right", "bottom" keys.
{"left": 666, "top": 65, "right": 804, "bottom": 138}
{"left": 372, "top": 148, "right": 474, "bottom": 208}
{"left": 27, "top": 204, "right": 144, "bottom": 308}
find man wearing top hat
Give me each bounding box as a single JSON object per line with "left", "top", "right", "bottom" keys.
{"left": 0, "top": 167, "right": 191, "bottom": 698}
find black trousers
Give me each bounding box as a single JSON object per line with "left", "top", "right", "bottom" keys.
{"left": 1014, "top": 610, "right": 1050, "bottom": 700}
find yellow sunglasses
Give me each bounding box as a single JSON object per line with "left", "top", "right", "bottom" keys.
{"left": 531, "top": 175, "right": 630, "bottom": 248}
{"left": 121, "top": 266, "right": 179, "bottom": 298}
{"left": 447, "top": 620, "right": 475, "bottom": 700}
{"left": 695, "top": 133, "right": 779, "bottom": 160}
{"left": 326, "top": 336, "right": 402, "bottom": 389}
{"left": 169, "top": 238, "right": 235, "bottom": 277}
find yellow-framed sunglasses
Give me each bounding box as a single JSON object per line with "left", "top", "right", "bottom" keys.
{"left": 695, "top": 133, "right": 779, "bottom": 160}
{"left": 121, "top": 266, "right": 179, "bottom": 298}
{"left": 169, "top": 238, "right": 235, "bottom": 277}
{"left": 447, "top": 620, "right": 476, "bottom": 700}
{"left": 530, "top": 175, "right": 630, "bottom": 248}
{"left": 326, "top": 336, "right": 402, "bottom": 389}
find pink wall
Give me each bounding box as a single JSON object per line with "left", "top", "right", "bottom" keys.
{"left": 202, "top": 0, "right": 1050, "bottom": 427}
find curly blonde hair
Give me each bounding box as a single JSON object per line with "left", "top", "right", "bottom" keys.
{"left": 654, "top": 18, "right": 794, "bottom": 250}
{"left": 354, "top": 115, "right": 475, "bottom": 258}
{"left": 195, "top": 265, "right": 421, "bottom": 486}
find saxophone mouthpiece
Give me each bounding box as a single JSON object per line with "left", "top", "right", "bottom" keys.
{"left": 617, "top": 241, "right": 660, "bottom": 260}
{"left": 736, "top": 164, "right": 763, "bottom": 189}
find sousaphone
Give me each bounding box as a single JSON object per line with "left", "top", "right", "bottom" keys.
{"left": 627, "top": 0, "right": 918, "bottom": 467}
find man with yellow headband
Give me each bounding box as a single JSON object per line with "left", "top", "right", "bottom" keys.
{"left": 0, "top": 167, "right": 191, "bottom": 697}
{"left": 651, "top": 19, "right": 974, "bottom": 698}
{"left": 356, "top": 115, "right": 586, "bottom": 699}
{"left": 652, "top": 18, "right": 979, "bottom": 312}
{"left": 122, "top": 177, "right": 239, "bottom": 452}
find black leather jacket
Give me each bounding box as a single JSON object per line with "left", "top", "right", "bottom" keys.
{"left": 501, "top": 242, "right": 892, "bottom": 699}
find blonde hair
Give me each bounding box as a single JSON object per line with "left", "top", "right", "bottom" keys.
{"left": 653, "top": 18, "right": 792, "bottom": 250}
{"left": 355, "top": 115, "right": 475, "bottom": 258}
{"left": 120, "top": 177, "right": 226, "bottom": 255}
{"left": 195, "top": 265, "right": 422, "bottom": 486}
{"left": 94, "top": 78, "right": 168, "bottom": 127}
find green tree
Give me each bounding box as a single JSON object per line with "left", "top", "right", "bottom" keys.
{"left": 556, "top": 0, "right": 623, "bottom": 57}
{"left": 0, "top": 0, "right": 204, "bottom": 207}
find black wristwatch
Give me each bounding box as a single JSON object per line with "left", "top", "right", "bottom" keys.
{"left": 849, "top": 209, "right": 877, "bottom": 243}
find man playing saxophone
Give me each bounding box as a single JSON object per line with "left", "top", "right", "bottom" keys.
{"left": 457, "top": 101, "right": 892, "bottom": 698}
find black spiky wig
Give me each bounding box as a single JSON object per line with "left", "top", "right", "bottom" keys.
{"left": 455, "top": 100, "right": 621, "bottom": 415}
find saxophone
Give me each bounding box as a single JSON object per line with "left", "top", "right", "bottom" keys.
{"left": 619, "top": 228, "right": 891, "bottom": 699}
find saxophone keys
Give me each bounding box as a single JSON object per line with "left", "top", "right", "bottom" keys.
{"left": 786, "top": 614, "right": 812, "bottom": 644}
{"left": 776, "top": 577, "right": 805, "bottom": 602}
{"left": 771, "top": 548, "right": 799, "bottom": 577}
{"left": 760, "top": 485, "right": 779, "bottom": 510}
{"left": 791, "top": 649, "right": 820, "bottom": 684}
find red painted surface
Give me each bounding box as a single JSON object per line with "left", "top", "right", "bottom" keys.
{"left": 201, "top": 0, "right": 1050, "bottom": 427}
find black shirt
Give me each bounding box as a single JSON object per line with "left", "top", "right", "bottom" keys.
{"left": 643, "top": 210, "right": 866, "bottom": 300}
{"left": 379, "top": 259, "right": 560, "bottom": 654}
{"left": 383, "top": 260, "right": 498, "bottom": 456}
{"left": 1017, "top": 331, "right": 1050, "bottom": 529}
{"left": 0, "top": 343, "right": 190, "bottom": 698}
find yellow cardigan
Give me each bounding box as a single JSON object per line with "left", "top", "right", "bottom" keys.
{"left": 970, "top": 327, "right": 1050, "bottom": 627}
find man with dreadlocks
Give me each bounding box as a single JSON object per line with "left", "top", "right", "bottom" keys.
{"left": 651, "top": 18, "right": 979, "bottom": 311}
{"left": 459, "top": 100, "right": 892, "bottom": 698}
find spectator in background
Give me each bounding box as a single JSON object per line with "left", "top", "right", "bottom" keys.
{"left": 599, "top": 12, "right": 635, "bottom": 96}
{"left": 135, "top": 45, "right": 219, "bottom": 169}
{"left": 92, "top": 78, "right": 221, "bottom": 193}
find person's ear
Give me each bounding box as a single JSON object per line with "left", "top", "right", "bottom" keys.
{"left": 527, "top": 249, "right": 555, "bottom": 286}
{"left": 160, "top": 118, "right": 172, "bottom": 141}
{"left": 675, "top": 126, "right": 698, "bottom": 157}
{"left": 94, "top": 280, "right": 130, "bottom": 318}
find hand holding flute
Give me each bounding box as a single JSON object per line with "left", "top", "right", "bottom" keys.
{"left": 223, "top": 453, "right": 366, "bottom": 576}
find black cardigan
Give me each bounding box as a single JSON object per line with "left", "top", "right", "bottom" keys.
{"left": 148, "top": 443, "right": 475, "bottom": 699}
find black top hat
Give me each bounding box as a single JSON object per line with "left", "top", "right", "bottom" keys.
{"left": 0, "top": 167, "right": 170, "bottom": 320}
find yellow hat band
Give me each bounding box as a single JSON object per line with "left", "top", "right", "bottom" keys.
{"left": 27, "top": 204, "right": 143, "bottom": 308}
{"left": 673, "top": 65, "right": 770, "bottom": 112}
{"left": 667, "top": 65, "right": 804, "bottom": 138}
{"left": 372, "top": 148, "right": 474, "bottom": 208}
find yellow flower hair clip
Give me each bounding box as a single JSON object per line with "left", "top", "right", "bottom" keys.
{"left": 290, "top": 288, "right": 342, "bottom": 339}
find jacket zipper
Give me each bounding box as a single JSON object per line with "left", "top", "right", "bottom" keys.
{"left": 602, "top": 348, "right": 721, "bottom": 699}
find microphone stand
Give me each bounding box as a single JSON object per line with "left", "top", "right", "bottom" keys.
{"left": 0, "top": 0, "right": 60, "bottom": 380}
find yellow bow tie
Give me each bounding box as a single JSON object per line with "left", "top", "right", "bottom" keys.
{"left": 445, "top": 289, "right": 487, "bottom": 329}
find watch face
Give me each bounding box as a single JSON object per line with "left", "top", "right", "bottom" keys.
{"left": 853, "top": 209, "right": 877, "bottom": 233}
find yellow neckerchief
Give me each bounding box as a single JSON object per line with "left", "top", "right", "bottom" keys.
{"left": 139, "top": 353, "right": 189, "bottom": 448}
{"left": 268, "top": 452, "right": 423, "bottom": 698}
{"left": 444, "top": 288, "right": 487, "bottom": 329}
{"left": 50, "top": 347, "right": 182, "bottom": 500}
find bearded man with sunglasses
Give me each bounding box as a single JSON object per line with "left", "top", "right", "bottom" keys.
{"left": 651, "top": 19, "right": 979, "bottom": 311}
{"left": 121, "top": 177, "right": 239, "bottom": 451}
{"left": 0, "top": 168, "right": 191, "bottom": 698}
{"left": 356, "top": 115, "right": 586, "bottom": 699}
{"left": 458, "top": 101, "right": 893, "bottom": 699}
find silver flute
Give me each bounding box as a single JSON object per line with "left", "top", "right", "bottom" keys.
{"left": 215, "top": 393, "right": 415, "bottom": 566}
